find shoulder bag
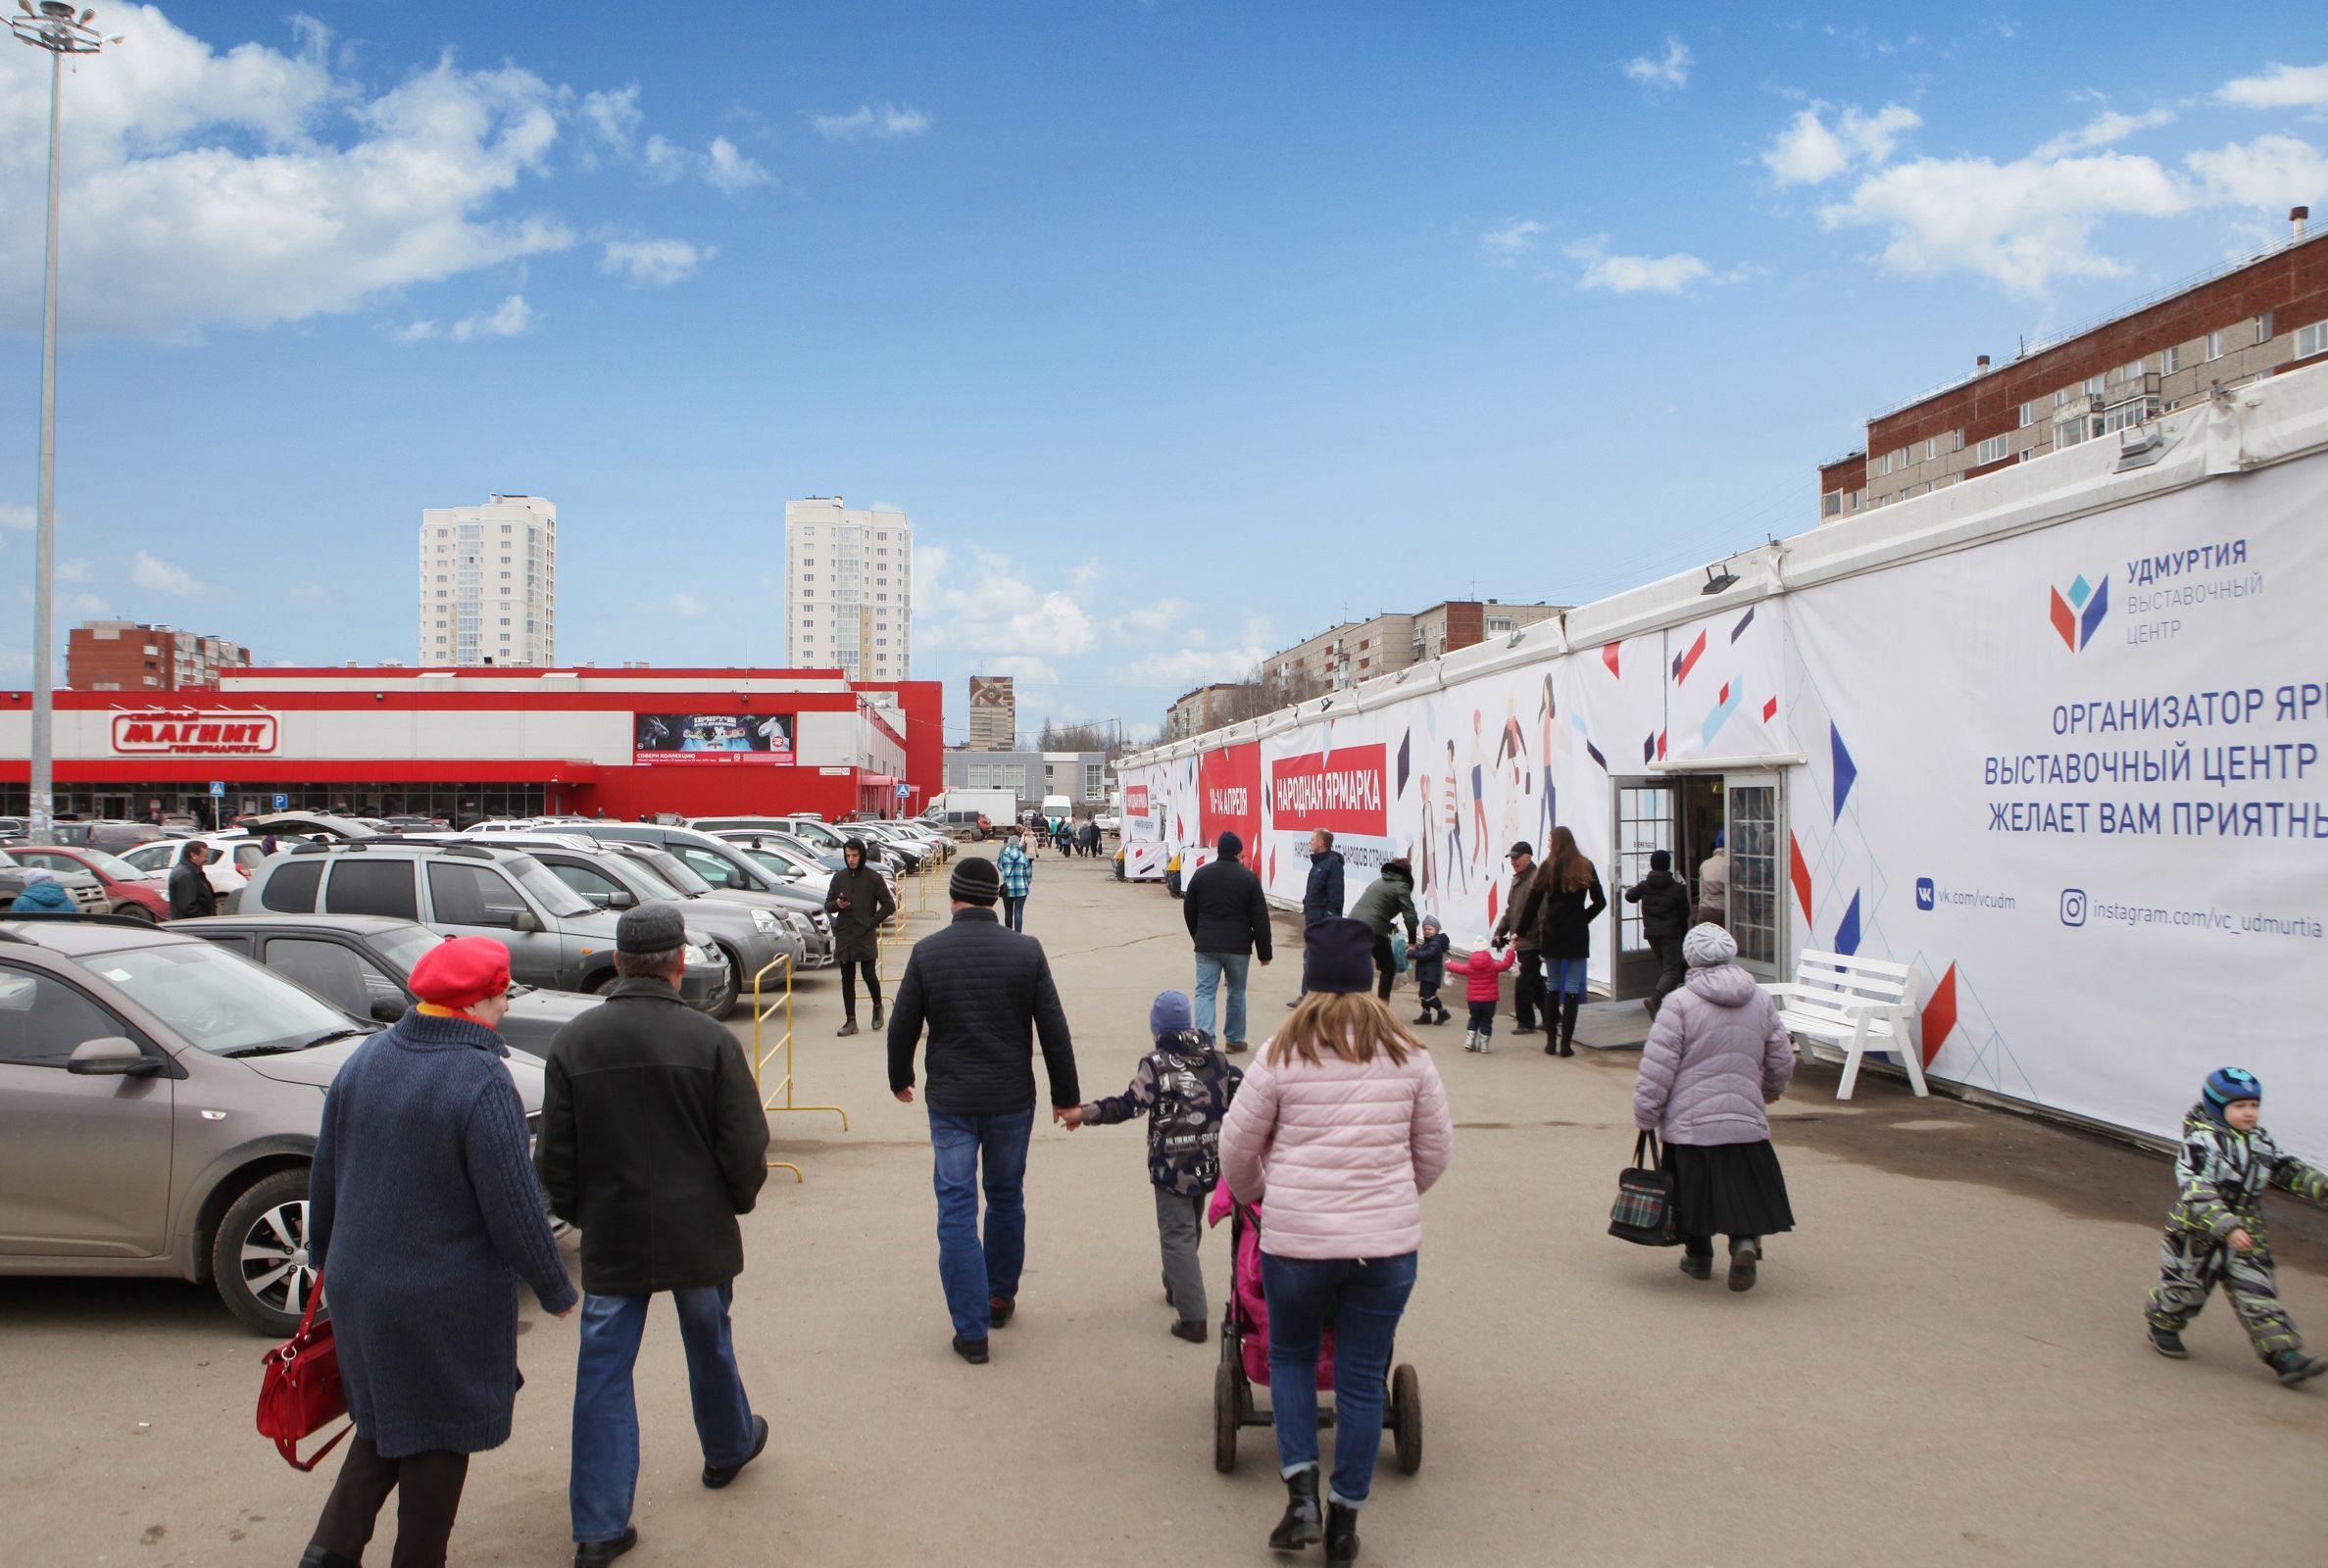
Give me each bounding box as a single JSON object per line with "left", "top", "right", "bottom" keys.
{"left": 1608, "top": 1130, "right": 1679, "bottom": 1247}
{"left": 256, "top": 1276, "right": 353, "bottom": 1472}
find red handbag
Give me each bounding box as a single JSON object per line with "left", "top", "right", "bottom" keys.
{"left": 257, "top": 1275, "right": 353, "bottom": 1472}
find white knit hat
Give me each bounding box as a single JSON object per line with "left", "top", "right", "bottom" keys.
{"left": 1683, "top": 922, "right": 1739, "bottom": 968}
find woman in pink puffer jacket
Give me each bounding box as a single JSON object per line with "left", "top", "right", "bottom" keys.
{"left": 1217, "top": 916, "right": 1453, "bottom": 1567}
{"left": 1633, "top": 922, "right": 1796, "bottom": 1293}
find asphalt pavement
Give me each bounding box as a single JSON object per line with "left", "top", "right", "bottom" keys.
{"left": 4, "top": 841, "right": 2326, "bottom": 1566}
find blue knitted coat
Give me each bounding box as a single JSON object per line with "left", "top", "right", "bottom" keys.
{"left": 310, "top": 1010, "right": 577, "bottom": 1457}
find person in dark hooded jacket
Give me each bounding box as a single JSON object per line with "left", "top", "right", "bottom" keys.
{"left": 1182, "top": 831, "right": 1272, "bottom": 1054}
{"left": 824, "top": 839, "right": 897, "bottom": 1037}
{"left": 1624, "top": 849, "right": 1693, "bottom": 1015}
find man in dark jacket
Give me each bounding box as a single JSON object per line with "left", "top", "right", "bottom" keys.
{"left": 1624, "top": 849, "right": 1694, "bottom": 1016}
{"left": 168, "top": 843, "right": 217, "bottom": 919}
{"left": 887, "top": 856, "right": 1079, "bottom": 1365}
{"left": 823, "top": 839, "right": 897, "bottom": 1038}
{"left": 538, "top": 903, "right": 773, "bottom": 1563}
{"left": 1492, "top": 841, "right": 1547, "bottom": 1035}
{"left": 1182, "top": 830, "right": 1272, "bottom": 1054}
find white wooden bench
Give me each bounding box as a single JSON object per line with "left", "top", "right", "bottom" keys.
{"left": 1760, "top": 950, "right": 1924, "bottom": 1100}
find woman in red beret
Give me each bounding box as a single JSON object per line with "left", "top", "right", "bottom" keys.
{"left": 301, "top": 937, "right": 578, "bottom": 1568}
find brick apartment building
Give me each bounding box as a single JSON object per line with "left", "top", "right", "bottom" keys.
{"left": 1263, "top": 599, "right": 1565, "bottom": 700}
{"left": 1163, "top": 681, "right": 1258, "bottom": 742}
{"left": 66, "top": 620, "right": 251, "bottom": 692}
{"left": 1821, "top": 211, "right": 2328, "bottom": 521}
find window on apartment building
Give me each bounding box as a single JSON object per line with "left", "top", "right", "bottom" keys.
{"left": 2019, "top": 402, "right": 2036, "bottom": 427}
{"left": 967, "top": 764, "right": 991, "bottom": 788}
{"left": 1879, "top": 451, "right": 1894, "bottom": 475}
{"left": 2055, "top": 388, "right": 2072, "bottom": 408}
{"left": 2019, "top": 448, "right": 2036, "bottom": 464}
{"left": 2205, "top": 329, "right": 2227, "bottom": 362}
{"left": 1924, "top": 438, "right": 1937, "bottom": 462}
{"left": 499, "top": 570, "right": 511, "bottom": 579}
{"left": 1953, "top": 429, "right": 1965, "bottom": 452}
{"left": 2295, "top": 320, "right": 2328, "bottom": 360}
{"left": 2085, "top": 374, "right": 2105, "bottom": 397}
{"left": 1851, "top": 489, "right": 1864, "bottom": 510}
{"left": 2119, "top": 359, "right": 2146, "bottom": 381}
{"left": 1975, "top": 433, "right": 2010, "bottom": 464}
{"left": 2258, "top": 310, "right": 2274, "bottom": 343}
{"left": 2164, "top": 344, "right": 2183, "bottom": 374}
{"left": 1486, "top": 615, "right": 1514, "bottom": 633}
{"left": 1823, "top": 493, "right": 1843, "bottom": 517}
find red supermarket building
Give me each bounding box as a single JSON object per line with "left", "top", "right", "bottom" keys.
{"left": 0, "top": 666, "right": 943, "bottom": 827}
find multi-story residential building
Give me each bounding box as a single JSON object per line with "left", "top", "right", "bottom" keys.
{"left": 786, "top": 497, "right": 913, "bottom": 683}
{"left": 66, "top": 621, "right": 251, "bottom": 691}
{"left": 1260, "top": 600, "right": 1566, "bottom": 703}
{"left": 1164, "top": 681, "right": 1259, "bottom": 742}
{"left": 967, "top": 675, "right": 1016, "bottom": 750}
{"left": 420, "top": 494, "right": 557, "bottom": 666}
{"left": 1821, "top": 211, "right": 2328, "bottom": 521}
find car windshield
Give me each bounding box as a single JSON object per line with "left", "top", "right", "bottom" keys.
{"left": 124, "top": 844, "right": 175, "bottom": 872}
{"left": 611, "top": 855, "right": 689, "bottom": 902}
{"left": 368, "top": 922, "right": 444, "bottom": 978}
{"left": 0, "top": 849, "right": 16, "bottom": 868}
{"left": 790, "top": 821, "right": 844, "bottom": 848}
{"left": 82, "top": 940, "right": 365, "bottom": 1055}
{"left": 634, "top": 847, "right": 716, "bottom": 897}
{"left": 71, "top": 847, "right": 146, "bottom": 880}
{"left": 501, "top": 855, "right": 595, "bottom": 918}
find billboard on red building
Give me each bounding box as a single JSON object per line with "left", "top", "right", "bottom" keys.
{"left": 632, "top": 711, "right": 794, "bottom": 764}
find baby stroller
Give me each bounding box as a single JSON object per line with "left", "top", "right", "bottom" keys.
{"left": 1207, "top": 1185, "right": 1421, "bottom": 1477}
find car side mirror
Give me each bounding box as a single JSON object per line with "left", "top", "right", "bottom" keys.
{"left": 370, "top": 996, "right": 411, "bottom": 1024}
{"left": 510, "top": 909, "right": 542, "bottom": 933}
{"left": 68, "top": 1036, "right": 158, "bottom": 1077}
{"left": 606, "top": 891, "right": 637, "bottom": 910}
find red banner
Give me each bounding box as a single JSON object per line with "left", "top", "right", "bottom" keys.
{"left": 1269, "top": 744, "right": 1389, "bottom": 836}
{"left": 1125, "top": 785, "right": 1150, "bottom": 816}
{"left": 1198, "top": 743, "right": 1261, "bottom": 848}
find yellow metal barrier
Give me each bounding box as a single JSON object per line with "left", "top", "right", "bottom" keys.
{"left": 751, "top": 954, "right": 849, "bottom": 1183}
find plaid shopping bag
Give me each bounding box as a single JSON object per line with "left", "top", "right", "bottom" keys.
{"left": 1609, "top": 1130, "right": 1679, "bottom": 1248}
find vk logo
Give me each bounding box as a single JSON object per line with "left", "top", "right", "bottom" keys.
{"left": 2050, "top": 573, "right": 2110, "bottom": 652}
{"left": 2059, "top": 888, "right": 2089, "bottom": 927}
{"left": 1915, "top": 877, "right": 1935, "bottom": 910}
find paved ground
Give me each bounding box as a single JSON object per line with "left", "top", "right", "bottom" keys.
{"left": 6, "top": 843, "right": 2328, "bottom": 1566}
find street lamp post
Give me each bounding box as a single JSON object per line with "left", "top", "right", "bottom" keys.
{"left": 10, "top": 3, "right": 116, "bottom": 844}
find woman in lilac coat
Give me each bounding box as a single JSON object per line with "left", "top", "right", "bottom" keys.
{"left": 1633, "top": 923, "right": 1796, "bottom": 1292}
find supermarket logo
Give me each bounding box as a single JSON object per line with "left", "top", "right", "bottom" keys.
{"left": 2049, "top": 572, "right": 2109, "bottom": 653}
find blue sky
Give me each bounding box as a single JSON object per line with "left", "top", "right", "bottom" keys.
{"left": 0, "top": 3, "right": 2322, "bottom": 743}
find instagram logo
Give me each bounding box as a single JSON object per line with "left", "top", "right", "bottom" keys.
{"left": 2058, "top": 888, "right": 2088, "bottom": 927}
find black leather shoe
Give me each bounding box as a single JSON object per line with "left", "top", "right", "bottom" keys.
{"left": 298, "top": 1547, "right": 361, "bottom": 1568}
{"left": 702, "top": 1413, "right": 769, "bottom": 1489}
{"left": 952, "top": 1334, "right": 989, "bottom": 1364}
{"left": 870, "top": 1004, "right": 885, "bottom": 1029}
{"left": 1268, "top": 1467, "right": 1323, "bottom": 1549}
{"left": 1170, "top": 1319, "right": 1208, "bottom": 1344}
{"left": 988, "top": 1296, "right": 1015, "bottom": 1328}
{"left": 1325, "top": 1501, "right": 1361, "bottom": 1565}
{"left": 1679, "top": 1252, "right": 1712, "bottom": 1281}
{"left": 573, "top": 1526, "right": 638, "bottom": 1566}
{"left": 1728, "top": 1237, "right": 1759, "bottom": 1293}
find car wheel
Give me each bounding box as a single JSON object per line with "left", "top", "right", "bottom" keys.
{"left": 211, "top": 1167, "right": 318, "bottom": 1337}
{"left": 707, "top": 944, "right": 743, "bottom": 1020}
{"left": 112, "top": 901, "right": 156, "bottom": 923}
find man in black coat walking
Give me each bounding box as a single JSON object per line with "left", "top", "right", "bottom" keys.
{"left": 537, "top": 903, "right": 773, "bottom": 1564}
{"left": 887, "top": 856, "right": 1079, "bottom": 1365}
{"left": 1182, "top": 830, "right": 1272, "bottom": 1054}
{"left": 169, "top": 842, "right": 218, "bottom": 919}
{"left": 1623, "top": 849, "right": 1694, "bottom": 1016}
{"left": 1289, "top": 829, "right": 1345, "bottom": 1005}
{"left": 824, "top": 839, "right": 897, "bottom": 1037}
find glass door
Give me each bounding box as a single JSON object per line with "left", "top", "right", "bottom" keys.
{"left": 1722, "top": 772, "right": 1784, "bottom": 981}
{"left": 1608, "top": 778, "right": 1677, "bottom": 998}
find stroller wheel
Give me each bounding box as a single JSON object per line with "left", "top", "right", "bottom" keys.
{"left": 1214, "top": 1361, "right": 1240, "bottom": 1474}
{"left": 1390, "top": 1364, "right": 1422, "bottom": 1475}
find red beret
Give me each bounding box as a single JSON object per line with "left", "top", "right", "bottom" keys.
{"left": 410, "top": 936, "right": 511, "bottom": 1010}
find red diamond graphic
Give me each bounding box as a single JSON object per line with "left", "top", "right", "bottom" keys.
{"left": 1602, "top": 642, "right": 1621, "bottom": 678}
{"left": 1919, "top": 963, "right": 1958, "bottom": 1068}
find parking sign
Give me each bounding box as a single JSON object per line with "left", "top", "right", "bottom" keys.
{"left": 272, "top": 793, "right": 289, "bottom": 810}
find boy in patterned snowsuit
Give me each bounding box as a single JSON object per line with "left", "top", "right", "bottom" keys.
{"left": 1063, "top": 990, "right": 1241, "bottom": 1344}
{"left": 2146, "top": 1067, "right": 2327, "bottom": 1388}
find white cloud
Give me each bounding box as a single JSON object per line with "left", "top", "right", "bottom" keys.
{"left": 1563, "top": 236, "right": 1716, "bottom": 293}
{"left": 1479, "top": 218, "right": 1545, "bottom": 263}
{"left": 601, "top": 238, "right": 714, "bottom": 286}
{"left": 649, "top": 591, "right": 710, "bottom": 617}
{"left": 705, "top": 136, "right": 770, "bottom": 193}
{"left": 2217, "top": 62, "right": 2328, "bottom": 111}
{"left": 129, "top": 551, "right": 209, "bottom": 595}
{"left": 1621, "top": 36, "right": 1692, "bottom": 91}
{"left": 0, "top": 12, "right": 574, "bottom": 338}
{"left": 580, "top": 82, "right": 769, "bottom": 194}
{"left": 810, "top": 102, "right": 932, "bottom": 141}
{"left": 402, "top": 293, "right": 532, "bottom": 343}
{"left": 286, "top": 581, "right": 329, "bottom": 601}
{"left": 1762, "top": 102, "right": 1921, "bottom": 185}
{"left": 0, "top": 502, "right": 29, "bottom": 534}
{"left": 1114, "top": 644, "right": 1273, "bottom": 691}
{"left": 55, "top": 589, "right": 113, "bottom": 618}
{"left": 56, "top": 559, "right": 92, "bottom": 582}
{"left": 2033, "top": 107, "right": 2175, "bottom": 160}
{"left": 2184, "top": 132, "right": 2328, "bottom": 209}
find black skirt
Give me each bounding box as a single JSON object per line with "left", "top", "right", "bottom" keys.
{"left": 1663, "top": 1140, "right": 1794, "bottom": 1241}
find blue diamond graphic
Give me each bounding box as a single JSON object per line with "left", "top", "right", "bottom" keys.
{"left": 2066, "top": 574, "right": 2091, "bottom": 611}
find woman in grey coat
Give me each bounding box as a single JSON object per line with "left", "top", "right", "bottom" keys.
{"left": 1632, "top": 923, "right": 1795, "bottom": 1292}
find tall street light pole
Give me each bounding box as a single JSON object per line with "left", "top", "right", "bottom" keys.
{"left": 10, "top": 3, "right": 116, "bottom": 844}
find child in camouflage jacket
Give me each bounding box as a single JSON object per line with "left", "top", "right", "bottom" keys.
{"left": 1064, "top": 989, "right": 1242, "bottom": 1343}
{"left": 2146, "top": 1067, "right": 2328, "bottom": 1387}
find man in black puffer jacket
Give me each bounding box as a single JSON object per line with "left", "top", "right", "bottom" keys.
{"left": 887, "top": 856, "right": 1080, "bottom": 1365}
{"left": 1182, "top": 830, "right": 1272, "bottom": 1054}
{"left": 1624, "top": 849, "right": 1694, "bottom": 1015}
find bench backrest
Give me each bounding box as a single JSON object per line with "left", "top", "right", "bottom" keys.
{"left": 1788, "top": 949, "right": 1912, "bottom": 1013}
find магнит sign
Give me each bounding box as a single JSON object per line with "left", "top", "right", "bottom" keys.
{"left": 111, "top": 710, "right": 278, "bottom": 756}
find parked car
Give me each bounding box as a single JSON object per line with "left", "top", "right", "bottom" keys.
{"left": 0, "top": 911, "right": 551, "bottom": 1335}
{"left": 235, "top": 811, "right": 381, "bottom": 842}
{"left": 0, "top": 850, "right": 110, "bottom": 913}
{"left": 714, "top": 827, "right": 898, "bottom": 893}
{"left": 450, "top": 833, "right": 805, "bottom": 1014}
{"left": 170, "top": 912, "right": 603, "bottom": 1055}
{"left": 564, "top": 823, "right": 841, "bottom": 966}
{"left": 119, "top": 832, "right": 271, "bottom": 899}
{"left": 379, "top": 813, "right": 450, "bottom": 832}
{"left": 921, "top": 808, "right": 993, "bottom": 840}
{"left": 238, "top": 840, "right": 728, "bottom": 1006}
{"left": 3, "top": 843, "right": 170, "bottom": 921}
{"left": 51, "top": 819, "right": 169, "bottom": 853}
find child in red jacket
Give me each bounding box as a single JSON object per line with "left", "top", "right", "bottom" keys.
{"left": 1445, "top": 937, "right": 1517, "bottom": 1053}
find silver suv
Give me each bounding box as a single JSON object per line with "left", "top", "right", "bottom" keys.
{"left": 0, "top": 913, "right": 548, "bottom": 1335}
{"left": 239, "top": 840, "right": 727, "bottom": 1006}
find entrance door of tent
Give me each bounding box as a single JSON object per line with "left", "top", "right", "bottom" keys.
{"left": 1721, "top": 772, "right": 1785, "bottom": 982}
{"left": 1608, "top": 778, "right": 1677, "bottom": 999}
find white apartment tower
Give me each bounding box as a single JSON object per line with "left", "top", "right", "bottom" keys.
{"left": 420, "top": 494, "right": 558, "bottom": 666}
{"left": 785, "top": 497, "right": 913, "bottom": 682}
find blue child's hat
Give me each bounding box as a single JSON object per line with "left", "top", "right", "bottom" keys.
{"left": 1150, "top": 989, "right": 1194, "bottom": 1035}
{"left": 2204, "top": 1066, "right": 2262, "bottom": 1107}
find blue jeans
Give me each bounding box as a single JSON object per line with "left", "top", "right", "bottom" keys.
{"left": 1547, "top": 956, "right": 1588, "bottom": 998}
{"left": 1192, "top": 952, "right": 1251, "bottom": 1045}
{"left": 929, "top": 1108, "right": 1034, "bottom": 1339}
{"left": 1261, "top": 1250, "right": 1418, "bottom": 1507}
{"left": 570, "top": 1284, "right": 756, "bottom": 1543}
{"left": 1002, "top": 895, "right": 1026, "bottom": 932}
